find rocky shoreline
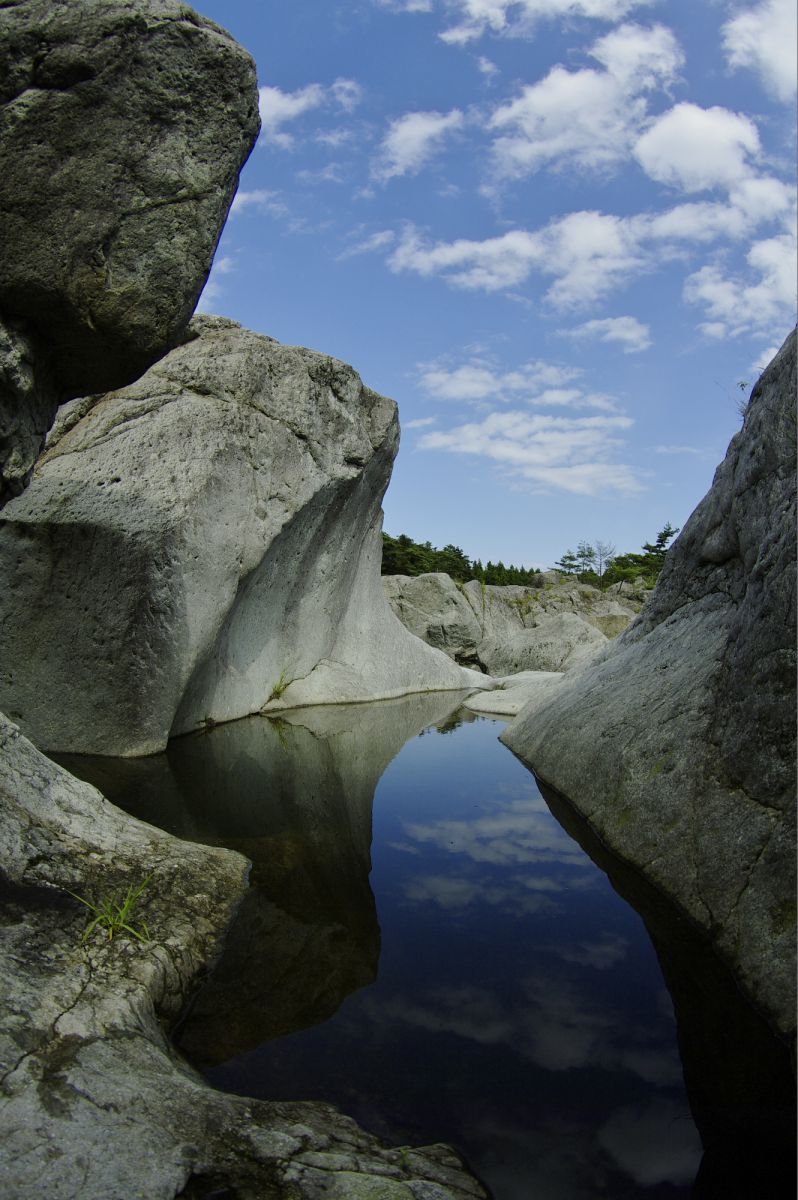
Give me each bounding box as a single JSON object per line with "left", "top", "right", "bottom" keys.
{"left": 0, "top": 1, "right": 794, "bottom": 1196}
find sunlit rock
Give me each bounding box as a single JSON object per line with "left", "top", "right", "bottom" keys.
{"left": 503, "top": 330, "right": 797, "bottom": 1040}
{"left": 0, "top": 317, "right": 485, "bottom": 755}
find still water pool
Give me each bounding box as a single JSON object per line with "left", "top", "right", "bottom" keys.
{"left": 55, "top": 691, "right": 791, "bottom": 1199}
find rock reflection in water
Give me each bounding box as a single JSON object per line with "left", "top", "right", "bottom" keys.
{"left": 536, "top": 778, "right": 796, "bottom": 1200}
{"left": 56, "top": 691, "right": 471, "bottom": 1065}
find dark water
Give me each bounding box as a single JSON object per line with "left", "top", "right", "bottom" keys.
{"left": 56, "top": 692, "right": 795, "bottom": 1200}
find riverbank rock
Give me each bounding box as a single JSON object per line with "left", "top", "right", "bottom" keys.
{"left": 0, "top": 0, "right": 260, "bottom": 503}
{"left": 0, "top": 712, "right": 489, "bottom": 1200}
{"left": 383, "top": 572, "right": 641, "bottom": 672}
{"left": 503, "top": 330, "right": 797, "bottom": 1040}
{"left": 0, "top": 316, "right": 486, "bottom": 756}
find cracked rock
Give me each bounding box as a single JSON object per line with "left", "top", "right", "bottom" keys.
{"left": 0, "top": 0, "right": 260, "bottom": 504}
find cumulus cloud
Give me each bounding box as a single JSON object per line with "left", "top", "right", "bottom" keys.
{"left": 683, "top": 230, "right": 797, "bottom": 338}
{"left": 439, "top": 0, "right": 654, "bottom": 46}
{"left": 566, "top": 316, "right": 652, "bottom": 352}
{"left": 488, "top": 24, "right": 683, "bottom": 178}
{"left": 634, "top": 102, "right": 762, "bottom": 192}
{"left": 417, "top": 410, "right": 643, "bottom": 495}
{"left": 722, "top": 0, "right": 797, "bottom": 103}
{"left": 404, "top": 416, "right": 438, "bottom": 428}
{"left": 417, "top": 357, "right": 622, "bottom": 413}
{"left": 389, "top": 211, "right": 645, "bottom": 306}
{"left": 382, "top": 166, "right": 793, "bottom": 311}
{"left": 259, "top": 78, "right": 362, "bottom": 148}
{"left": 229, "top": 189, "right": 287, "bottom": 217}
{"left": 372, "top": 109, "right": 466, "bottom": 181}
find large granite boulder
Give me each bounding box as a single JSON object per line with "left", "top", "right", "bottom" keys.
{"left": 0, "top": 712, "right": 489, "bottom": 1200}
{"left": 477, "top": 612, "right": 607, "bottom": 674}
{"left": 0, "top": 0, "right": 260, "bottom": 503}
{"left": 0, "top": 316, "right": 485, "bottom": 756}
{"left": 382, "top": 572, "right": 483, "bottom": 660}
{"left": 502, "top": 330, "right": 797, "bottom": 1040}
{"left": 383, "top": 572, "right": 639, "bottom": 672}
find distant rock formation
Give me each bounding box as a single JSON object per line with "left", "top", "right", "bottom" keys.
{"left": 383, "top": 571, "right": 641, "bottom": 673}
{"left": 503, "top": 330, "right": 797, "bottom": 1042}
{"left": 0, "top": 316, "right": 486, "bottom": 756}
{"left": 0, "top": 0, "right": 260, "bottom": 503}
{"left": 0, "top": 712, "right": 488, "bottom": 1200}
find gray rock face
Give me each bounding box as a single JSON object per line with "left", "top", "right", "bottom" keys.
{"left": 0, "top": 0, "right": 260, "bottom": 502}
{"left": 0, "top": 712, "right": 489, "bottom": 1200}
{"left": 477, "top": 612, "right": 607, "bottom": 674}
{"left": 503, "top": 330, "right": 797, "bottom": 1040}
{"left": 0, "top": 316, "right": 485, "bottom": 756}
{"left": 383, "top": 572, "right": 641, "bottom": 673}
{"left": 382, "top": 572, "right": 483, "bottom": 659}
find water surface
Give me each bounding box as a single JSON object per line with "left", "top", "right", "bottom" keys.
{"left": 56, "top": 694, "right": 793, "bottom": 1199}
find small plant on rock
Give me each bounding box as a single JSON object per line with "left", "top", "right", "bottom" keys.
{"left": 67, "top": 876, "right": 151, "bottom": 944}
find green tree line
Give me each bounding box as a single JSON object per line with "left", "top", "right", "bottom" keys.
{"left": 381, "top": 533, "right": 541, "bottom": 585}
{"left": 554, "top": 524, "right": 679, "bottom": 588}
{"left": 382, "top": 524, "right": 680, "bottom": 590}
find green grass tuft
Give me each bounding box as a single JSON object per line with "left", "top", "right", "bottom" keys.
{"left": 67, "top": 876, "right": 151, "bottom": 945}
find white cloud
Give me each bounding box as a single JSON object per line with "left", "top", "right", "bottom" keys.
{"left": 372, "top": 109, "right": 466, "bottom": 181}
{"left": 477, "top": 55, "right": 500, "bottom": 78}
{"left": 683, "top": 230, "right": 797, "bottom": 338}
{"left": 338, "top": 229, "right": 397, "bottom": 259}
{"left": 566, "top": 316, "right": 652, "bottom": 352}
{"left": 258, "top": 78, "right": 362, "bottom": 148}
{"left": 488, "top": 24, "right": 682, "bottom": 178}
{"left": 722, "top": 0, "right": 797, "bottom": 103}
{"left": 330, "top": 78, "right": 364, "bottom": 111}
{"left": 417, "top": 410, "right": 643, "bottom": 495}
{"left": 389, "top": 211, "right": 645, "bottom": 306}
{"left": 655, "top": 444, "right": 702, "bottom": 455}
{"left": 418, "top": 359, "right": 620, "bottom": 412}
{"left": 404, "top": 416, "right": 438, "bottom": 428}
{"left": 634, "top": 103, "right": 761, "bottom": 192}
{"left": 229, "top": 189, "right": 287, "bottom": 217}
{"left": 439, "top": 0, "right": 654, "bottom": 46}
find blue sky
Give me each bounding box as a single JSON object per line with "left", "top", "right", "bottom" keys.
{"left": 191, "top": 0, "right": 796, "bottom": 569}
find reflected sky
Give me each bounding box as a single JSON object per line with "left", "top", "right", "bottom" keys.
{"left": 201, "top": 713, "right": 701, "bottom": 1199}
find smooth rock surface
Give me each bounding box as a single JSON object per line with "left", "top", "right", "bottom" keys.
{"left": 477, "top": 612, "right": 607, "bottom": 675}
{"left": 503, "top": 330, "right": 797, "bottom": 1040}
{"left": 0, "top": 712, "right": 489, "bottom": 1200}
{"left": 0, "top": 316, "right": 486, "bottom": 756}
{"left": 383, "top": 573, "right": 640, "bottom": 673}
{"left": 464, "top": 672, "right": 563, "bottom": 717}
{"left": 0, "top": 0, "right": 259, "bottom": 502}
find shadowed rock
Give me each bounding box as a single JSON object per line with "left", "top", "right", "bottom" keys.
{"left": 56, "top": 692, "right": 467, "bottom": 1065}
{"left": 0, "top": 0, "right": 260, "bottom": 503}
{"left": 0, "top": 317, "right": 486, "bottom": 756}
{"left": 502, "top": 330, "right": 797, "bottom": 1040}
{"left": 0, "top": 709, "right": 489, "bottom": 1200}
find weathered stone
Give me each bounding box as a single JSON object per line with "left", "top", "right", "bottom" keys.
{"left": 502, "top": 330, "right": 797, "bottom": 1040}
{"left": 0, "top": 0, "right": 260, "bottom": 503}
{"left": 0, "top": 316, "right": 486, "bottom": 756}
{"left": 0, "top": 316, "right": 57, "bottom": 504}
{"left": 383, "top": 572, "right": 640, "bottom": 673}
{"left": 382, "top": 572, "right": 483, "bottom": 661}
{"left": 464, "top": 671, "right": 564, "bottom": 717}
{"left": 476, "top": 612, "right": 608, "bottom": 674}
{"left": 0, "top": 711, "right": 490, "bottom": 1200}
